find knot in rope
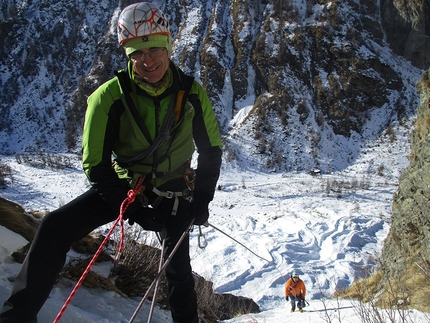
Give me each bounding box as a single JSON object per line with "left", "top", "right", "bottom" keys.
{"left": 116, "top": 177, "right": 144, "bottom": 260}
{"left": 119, "top": 177, "right": 144, "bottom": 216}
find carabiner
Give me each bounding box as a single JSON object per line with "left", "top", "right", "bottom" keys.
{"left": 198, "top": 225, "right": 208, "bottom": 249}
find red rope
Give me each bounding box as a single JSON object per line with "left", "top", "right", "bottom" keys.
{"left": 53, "top": 178, "right": 143, "bottom": 323}
{"left": 244, "top": 314, "right": 258, "bottom": 323}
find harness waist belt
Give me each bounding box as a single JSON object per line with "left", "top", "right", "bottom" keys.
{"left": 151, "top": 187, "right": 193, "bottom": 216}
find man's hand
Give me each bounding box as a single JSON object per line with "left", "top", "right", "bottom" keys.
{"left": 188, "top": 199, "right": 209, "bottom": 225}
{"left": 126, "top": 207, "right": 164, "bottom": 232}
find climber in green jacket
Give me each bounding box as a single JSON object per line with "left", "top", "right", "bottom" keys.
{"left": 0, "top": 3, "right": 222, "bottom": 323}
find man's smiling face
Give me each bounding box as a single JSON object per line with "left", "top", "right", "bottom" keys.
{"left": 130, "top": 47, "right": 170, "bottom": 86}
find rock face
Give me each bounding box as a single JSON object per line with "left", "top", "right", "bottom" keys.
{"left": 0, "top": 1, "right": 428, "bottom": 173}
{"left": 381, "top": 68, "right": 430, "bottom": 277}
{"left": 380, "top": 0, "right": 430, "bottom": 69}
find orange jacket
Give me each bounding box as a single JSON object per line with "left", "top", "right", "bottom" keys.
{"left": 285, "top": 277, "right": 306, "bottom": 298}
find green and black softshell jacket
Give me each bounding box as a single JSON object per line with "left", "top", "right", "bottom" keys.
{"left": 82, "top": 61, "right": 223, "bottom": 215}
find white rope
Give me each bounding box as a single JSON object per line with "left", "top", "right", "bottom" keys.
{"left": 128, "top": 220, "right": 194, "bottom": 323}
{"left": 204, "top": 222, "right": 290, "bottom": 284}
{"left": 147, "top": 237, "right": 165, "bottom": 323}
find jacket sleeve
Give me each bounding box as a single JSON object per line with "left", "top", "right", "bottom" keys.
{"left": 301, "top": 280, "right": 306, "bottom": 298}
{"left": 82, "top": 83, "right": 136, "bottom": 215}
{"left": 285, "top": 279, "right": 291, "bottom": 296}
{"left": 190, "top": 82, "right": 222, "bottom": 202}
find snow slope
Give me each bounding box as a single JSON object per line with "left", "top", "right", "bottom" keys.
{"left": 0, "top": 150, "right": 429, "bottom": 322}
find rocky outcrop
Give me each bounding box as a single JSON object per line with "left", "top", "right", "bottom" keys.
{"left": 0, "top": 0, "right": 428, "bottom": 173}
{"left": 380, "top": 0, "right": 430, "bottom": 69}
{"left": 0, "top": 197, "right": 39, "bottom": 243}
{"left": 0, "top": 196, "right": 258, "bottom": 322}
{"left": 380, "top": 68, "right": 430, "bottom": 293}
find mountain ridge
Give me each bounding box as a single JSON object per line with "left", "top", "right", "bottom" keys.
{"left": 1, "top": 0, "right": 428, "bottom": 175}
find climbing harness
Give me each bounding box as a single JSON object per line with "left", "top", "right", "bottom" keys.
{"left": 128, "top": 218, "right": 195, "bottom": 323}
{"left": 138, "top": 164, "right": 195, "bottom": 216}
{"left": 53, "top": 178, "right": 144, "bottom": 323}
{"left": 151, "top": 185, "right": 193, "bottom": 215}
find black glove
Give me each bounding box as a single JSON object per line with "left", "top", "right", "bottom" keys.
{"left": 188, "top": 199, "right": 210, "bottom": 225}
{"left": 126, "top": 206, "right": 165, "bottom": 232}
{"left": 286, "top": 296, "right": 289, "bottom": 301}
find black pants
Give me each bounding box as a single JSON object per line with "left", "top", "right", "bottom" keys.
{"left": 0, "top": 188, "right": 198, "bottom": 323}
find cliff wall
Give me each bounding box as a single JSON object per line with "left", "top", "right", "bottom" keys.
{"left": 380, "top": 68, "right": 430, "bottom": 309}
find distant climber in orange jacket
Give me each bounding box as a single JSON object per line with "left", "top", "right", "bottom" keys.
{"left": 285, "top": 271, "right": 306, "bottom": 312}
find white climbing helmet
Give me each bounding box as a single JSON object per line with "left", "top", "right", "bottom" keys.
{"left": 117, "top": 2, "right": 171, "bottom": 47}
